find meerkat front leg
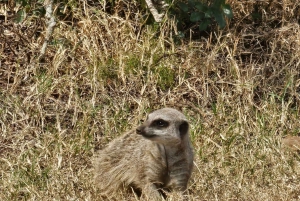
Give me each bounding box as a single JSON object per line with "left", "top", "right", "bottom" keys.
{"left": 142, "top": 183, "right": 164, "bottom": 201}
{"left": 167, "top": 171, "right": 190, "bottom": 198}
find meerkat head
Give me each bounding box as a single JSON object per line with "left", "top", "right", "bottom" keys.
{"left": 136, "top": 108, "right": 189, "bottom": 145}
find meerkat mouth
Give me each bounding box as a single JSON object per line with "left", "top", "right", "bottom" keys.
{"left": 141, "top": 133, "right": 157, "bottom": 139}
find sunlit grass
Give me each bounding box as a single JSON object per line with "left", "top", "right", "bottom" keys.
{"left": 1, "top": 0, "right": 300, "bottom": 200}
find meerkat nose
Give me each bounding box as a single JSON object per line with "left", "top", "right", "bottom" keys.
{"left": 136, "top": 125, "right": 146, "bottom": 135}
{"left": 136, "top": 127, "right": 142, "bottom": 135}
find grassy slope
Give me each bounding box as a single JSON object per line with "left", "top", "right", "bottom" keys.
{"left": 1, "top": 0, "right": 300, "bottom": 200}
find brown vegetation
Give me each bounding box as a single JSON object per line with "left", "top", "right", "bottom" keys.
{"left": 282, "top": 135, "right": 300, "bottom": 152}
{"left": 1, "top": 0, "right": 300, "bottom": 200}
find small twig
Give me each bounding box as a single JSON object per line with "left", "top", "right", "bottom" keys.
{"left": 39, "top": 0, "right": 56, "bottom": 60}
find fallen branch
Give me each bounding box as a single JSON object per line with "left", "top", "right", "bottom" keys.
{"left": 145, "top": 0, "right": 168, "bottom": 22}
{"left": 39, "top": 0, "right": 56, "bottom": 60}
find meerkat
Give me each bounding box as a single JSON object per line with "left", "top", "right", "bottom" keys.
{"left": 94, "top": 108, "right": 194, "bottom": 200}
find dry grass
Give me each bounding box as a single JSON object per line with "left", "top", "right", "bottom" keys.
{"left": 1, "top": 0, "right": 300, "bottom": 200}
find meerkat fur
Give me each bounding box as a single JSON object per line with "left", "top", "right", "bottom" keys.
{"left": 94, "top": 108, "right": 194, "bottom": 200}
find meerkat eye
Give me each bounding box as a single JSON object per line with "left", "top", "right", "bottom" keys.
{"left": 152, "top": 119, "right": 169, "bottom": 127}
{"left": 179, "top": 121, "right": 189, "bottom": 136}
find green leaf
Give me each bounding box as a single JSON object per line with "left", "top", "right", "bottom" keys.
{"left": 213, "top": 11, "right": 226, "bottom": 28}
{"left": 195, "top": 2, "right": 206, "bottom": 12}
{"left": 190, "top": 12, "right": 204, "bottom": 22}
{"left": 15, "top": 9, "right": 26, "bottom": 23}
{"left": 33, "top": 7, "right": 46, "bottom": 17}
{"left": 188, "top": 0, "right": 195, "bottom": 8}
{"left": 212, "top": 0, "right": 225, "bottom": 8}
{"left": 178, "top": 2, "right": 189, "bottom": 12}
{"left": 222, "top": 4, "right": 233, "bottom": 19}
{"left": 18, "top": 0, "right": 28, "bottom": 7}
{"left": 204, "top": 8, "right": 213, "bottom": 18}
{"left": 199, "top": 19, "right": 210, "bottom": 31}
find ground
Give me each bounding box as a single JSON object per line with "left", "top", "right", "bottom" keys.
{"left": 0, "top": 0, "right": 300, "bottom": 200}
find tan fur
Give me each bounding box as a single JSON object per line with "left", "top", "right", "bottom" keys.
{"left": 282, "top": 135, "right": 300, "bottom": 151}
{"left": 94, "top": 108, "right": 194, "bottom": 200}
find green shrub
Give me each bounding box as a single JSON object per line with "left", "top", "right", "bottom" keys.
{"left": 154, "top": 66, "right": 176, "bottom": 91}
{"left": 171, "top": 0, "right": 233, "bottom": 32}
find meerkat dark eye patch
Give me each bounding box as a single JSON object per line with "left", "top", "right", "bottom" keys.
{"left": 151, "top": 119, "right": 169, "bottom": 128}
{"left": 179, "top": 121, "right": 189, "bottom": 137}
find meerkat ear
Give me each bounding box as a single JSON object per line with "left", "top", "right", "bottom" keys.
{"left": 179, "top": 121, "right": 189, "bottom": 137}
